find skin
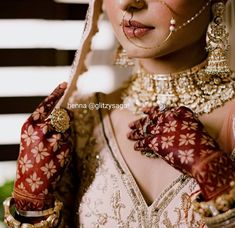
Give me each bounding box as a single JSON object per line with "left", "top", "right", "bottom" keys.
{"left": 104, "top": 0, "right": 211, "bottom": 73}
{"left": 102, "top": 0, "right": 232, "bottom": 204}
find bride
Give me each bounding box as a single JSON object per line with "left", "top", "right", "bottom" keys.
{"left": 4, "top": 0, "right": 235, "bottom": 227}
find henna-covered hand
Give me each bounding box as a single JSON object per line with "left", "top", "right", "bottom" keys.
{"left": 128, "top": 106, "right": 235, "bottom": 201}
{"left": 14, "top": 82, "right": 73, "bottom": 212}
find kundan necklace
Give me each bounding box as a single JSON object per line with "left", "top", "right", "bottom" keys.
{"left": 122, "top": 59, "right": 235, "bottom": 115}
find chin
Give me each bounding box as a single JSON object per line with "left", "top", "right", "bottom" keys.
{"left": 126, "top": 47, "right": 167, "bottom": 59}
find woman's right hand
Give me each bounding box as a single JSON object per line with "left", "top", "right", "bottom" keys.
{"left": 14, "top": 82, "right": 73, "bottom": 212}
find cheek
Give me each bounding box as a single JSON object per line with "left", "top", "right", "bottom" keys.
{"left": 165, "top": 0, "right": 208, "bottom": 22}
{"left": 103, "top": 0, "right": 123, "bottom": 41}
{"left": 164, "top": 0, "right": 210, "bottom": 42}
{"left": 103, "top": 0, "right": 119, "bottom": 24}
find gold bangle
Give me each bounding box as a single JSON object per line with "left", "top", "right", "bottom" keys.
{"left": 16, "top": 207, "right": 55, "bottom": 218}
{"left": 203, "top": 207, "right": 235, "bottom": 226}
{"left": 3, "top": 197, "right": 63, "bottom": 228}
{"left": 193, "top": 181, "right": 235, "bottom": 218}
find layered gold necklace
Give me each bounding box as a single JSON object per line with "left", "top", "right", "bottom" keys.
{"left": 122, "top": 59, "right": 235, "bottom": 115}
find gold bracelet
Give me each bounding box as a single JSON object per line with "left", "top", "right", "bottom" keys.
{"left": 203, "top": 207, "right": 235, "bottom": 226}
{"left": 193, "top": 181, "right": 235, "bottom": 218}
{"left": 3, "top": 197, "right": 63, "bottom": 228}
{"left": 16, "top": 207, "right": 55, "bottom": 218}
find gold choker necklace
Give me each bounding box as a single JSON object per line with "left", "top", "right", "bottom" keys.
{"left": 122, "top": 60, "right": 235, "bottom": 115}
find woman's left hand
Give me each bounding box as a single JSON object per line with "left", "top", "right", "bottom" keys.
{"left": 128, "top": 106, "right": 235, "bottom": 201}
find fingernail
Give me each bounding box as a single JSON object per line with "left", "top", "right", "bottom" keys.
{"left": 135, "top": 141, "right": 140, "bottom": 148}
{"left": 134, "top": 144, "right": 140, "bottom": 151}
{"left": 60, "top": 82, "right": 68, "bottom": 89}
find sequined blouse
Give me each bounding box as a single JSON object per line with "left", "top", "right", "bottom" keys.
{"left": 56, "top": 92, "right": 235, "bottom": 228}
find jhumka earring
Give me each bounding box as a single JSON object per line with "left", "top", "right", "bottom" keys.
{"left": 205, "top": 1, "right": 231, "bottom": 74}
{"left": 114, "top": 45, "right": 135, "bottom": 67}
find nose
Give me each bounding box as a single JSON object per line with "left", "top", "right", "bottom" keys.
{"left": 119, "top": 0, "right": 146, "bottom": 12}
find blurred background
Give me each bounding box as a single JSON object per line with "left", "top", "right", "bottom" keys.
{"left": 0, "top": 0, "right": 89, "bottom": 226}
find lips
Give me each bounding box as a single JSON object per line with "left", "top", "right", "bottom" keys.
{"left": 121, "top": 20, "right": 155, "bottom": 38}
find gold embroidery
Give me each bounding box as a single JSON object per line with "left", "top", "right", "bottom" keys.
{"left": 73, "top": 97, "right": 101, "bottom": 196}
{"left": 162, "top": 211, "right": 174, "bottom": 228}
{"left": 80, "top": 189, "right": 137, "bottom": 227}
{"left": 163, "top": 192, "right": 204, "bottom": 228}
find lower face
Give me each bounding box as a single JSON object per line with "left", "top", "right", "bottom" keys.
{"left": 103, "top": 0, "right": 211, "bottom": 59}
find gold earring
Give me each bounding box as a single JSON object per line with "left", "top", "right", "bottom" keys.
{"left": 205, "top": 1, "right": 231, "bottom": 75}
{"left": 114, "top": 45, "right": 135, "bottom": 67}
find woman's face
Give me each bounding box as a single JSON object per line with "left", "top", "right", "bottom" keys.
{"left": 103, "top": 0, "right": 212, "bottom": 58}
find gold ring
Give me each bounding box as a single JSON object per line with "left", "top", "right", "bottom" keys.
{"left": 50, "top": 108, "right": 70, "bottom": 133}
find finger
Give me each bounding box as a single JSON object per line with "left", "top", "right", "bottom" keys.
{"left": 134, "top": 139, "right": 148, "bottom": 151}
{"left": 176, "top": 106, "right": 193, "bottom": 115}
{"left": 142, "top": 106, "right": 159, "bottom": 115}
{"left": 39, "top": 82, "right": 67, "bottom": 117}
{"left": 128, "top": 116, "right": 149, "bottom": 130}
{"left": 140, "top": 149, "right": 158, "bottom": 158}
{"left": 146, "top": 123, "right": 160, "bottom": 135}
{"left": 35, "top": 121, "right": 50, "bottom": 135}
{"left": 142, "top": 107, "right": 161, "bottom": 125}
{"left": 29, "top": 82, "right": 67, "bottom": 122}
{"left": 127, "top": 129, "right": 145, "bottom": 140}
{"left": 46, "top": 132, "right": 63, "bottom": 152}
